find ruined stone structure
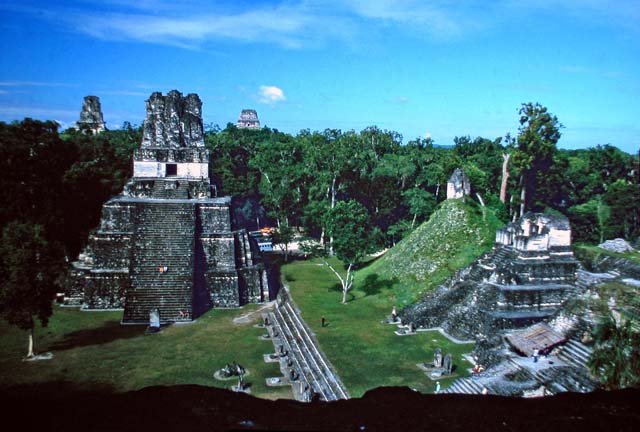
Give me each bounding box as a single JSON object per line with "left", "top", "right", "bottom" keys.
{"left": 401, "top": 213, "right": 578, "bottom": 340}
{"left": 76, "top": 96, "right": 106, "bottom": 134}
{"left": 237, "top": 109, "right": 260, "bottom": 129}
{"left": 67, "top": 90, "right": 268, "bottom": 324}
{"left": 446, "top": 168, "right": 471, "bottom": 200}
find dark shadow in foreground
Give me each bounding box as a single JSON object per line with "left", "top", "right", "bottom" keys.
{"left": 1, "top": 383, "right": 638, "bottom": 432}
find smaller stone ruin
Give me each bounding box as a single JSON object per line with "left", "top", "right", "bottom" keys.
{"left": 237, "top": 109, "right": 260, "bottom": 129}
{"left": 598, "top": 238, "right": 635, "bottom": 253}
{"left": 446, "top": 168, "right": 471, "bottom": 200}
{"left": 401, "top": 212, "right": 578, "bottom": 341}
{"left": 77, "top": 96, "right": 106, "bottom": 134}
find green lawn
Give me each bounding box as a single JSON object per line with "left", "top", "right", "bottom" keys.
{"left": 0, "top": 305, "right": 292, "bottom": 399}
{"left": 282, "top": 258, "right": 475, "bottom": 397}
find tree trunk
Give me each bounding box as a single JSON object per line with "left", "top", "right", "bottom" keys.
{"left": 27, "top": 328, "right": 34, "bottom": 358}
{"left": 411, "top": 212, "right": 417, "bottom": 230}
{"left": 476, "top": 193, "right": 486, "bottom": 221}
{"left": 519, "top": 175, "right": 526, "bottom": 218}
{"left": 435, "top": 183, "right": 440, "bottom": 200}
{"left": 329, "top": 176, "right": 337, "bottom": 255}
{"left": 500, "top": 153, "right": 510, "bottom": 203}
{"left": 323, "top": 259, "right": 352, "bottom": 304}
{"left": 341, "top": 264, "right": 353, "bottom": 304}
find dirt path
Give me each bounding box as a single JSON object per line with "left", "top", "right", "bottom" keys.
{"left": 232, "top": 301, "right": 277, "bottom": 325}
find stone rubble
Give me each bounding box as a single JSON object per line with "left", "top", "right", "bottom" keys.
{"left": 598, "top": 238, "right": 635, "bottom": 253}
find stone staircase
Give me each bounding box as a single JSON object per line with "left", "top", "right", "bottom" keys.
{"left": 442, "top": 376, "right": 487, "bottom": 395}
{"left": 443, "top": 334, "right": 598, "bottom": 396}
{"left": 124, "top": 201, "right": 195, "bottom": 323}
{"left": 265, "top": 300, "right": 349, "bottom": 402}
{"left": 151, "top": 179, "right": 190, "bottom": 199}
{"left": 555, "top": 337, "right": 592, "bottom": 369}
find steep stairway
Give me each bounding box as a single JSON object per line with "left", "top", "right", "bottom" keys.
{"left": 124, "top": 201, "right": 196, "bottom": 323}
{"left": 265, "top": 299, "right": 349, "bottom": 402}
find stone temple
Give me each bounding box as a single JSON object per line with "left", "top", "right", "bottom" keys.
{"left": 67, "top": 90, "right": 268, "bottom": 324}
{"left": 237, "top": 109, "right": 260, "bottom": 129}
{"left": 76, "top": 96, "right": 106, "bottom": 134}
{"left": 401, "top": 212, "right": 578, "bottom": 340}
{"left": 446, "top": 168, "right": 471, "bottom": 200}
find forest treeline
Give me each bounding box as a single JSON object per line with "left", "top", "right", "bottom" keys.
{"left": 0, "top": 105, "right": 638, "bottom": 266}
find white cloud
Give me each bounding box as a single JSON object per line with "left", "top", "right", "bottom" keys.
{"left": 53, "top": 3, "right": 355, "bottom": 50}
{"left": 258, "top": 85, "right": 286, "bottom": 104}
{"left": 6, "top": 0, "right": 638, "bottom": 51}
{"left": 424, "top": 132, "right": 432, "bottom": 139}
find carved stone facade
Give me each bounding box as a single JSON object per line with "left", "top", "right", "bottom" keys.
{"left": 236, "top": 109, "right": 260, "bottom": 129}
{"left": 68, "top": 91, "right": 268, "bottom": 324}
{"left": 446, "top": 168, "right": 471, "bottom": 200}
{"left": 76, "top": 96, "right": 106, "bottom": 134}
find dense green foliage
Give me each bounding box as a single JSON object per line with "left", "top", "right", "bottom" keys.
{"left": 587, "top": 313, "right": 640, "bottom": 390}
{"left": 0, "top": 222, "right": 63, "bottom": 356}
{"left": 3, "top": 104, "right": 635, "bottom": 271}
{"left": 0, "top": 104, "right": 636, "bottom": 344}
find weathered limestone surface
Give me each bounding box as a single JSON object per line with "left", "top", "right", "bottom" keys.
{"left": 446, "top": 168, "right": 471, "bottom": 200}
{"left": 134, "top": 91, "right": 208, "bottom": 179}
{"left": 68, "top": 91, "right": 268, "bottom": 324}
{"left": 237, "top": 109, "right": 260, "bottom": 129}
{"left": 141, "top": 90, "right": 204, "bottom": 148}
{"left": 76, "top": 96, "right": 106, "bottom": 134}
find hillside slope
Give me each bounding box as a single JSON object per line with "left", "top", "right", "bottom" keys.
{"left": 364, "top": 199, "right": 502, "bottom": 305}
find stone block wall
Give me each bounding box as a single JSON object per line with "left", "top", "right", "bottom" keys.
{"left": 207, "top": 271, "right": 240, "bottom": 307}
{"left": 83, "top": 272, "right": 130, "bottom": 309}
{"left": 89, "top": 233, "right": 132, "bottom": 269}
{"left": 238, "top": 266, "right": 264, "bottom": 304}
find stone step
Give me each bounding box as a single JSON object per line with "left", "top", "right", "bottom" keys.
{"left": 267, "top": 301, "right": 348, "bottom": 402}
{"left": 443, "top": 377, "right": 483, "bottom": 394}
{"left": 124, "top": 202, "right": 196, "bottom": 323}
{"left": 557, "top": 340, "right": 592, "bottom": 368}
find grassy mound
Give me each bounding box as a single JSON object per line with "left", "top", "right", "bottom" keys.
{"left": 363, "top": 199, "right": 502, "bottom": 306}
{"left": 281, "top": 199, "right": 501, "bottom": 396}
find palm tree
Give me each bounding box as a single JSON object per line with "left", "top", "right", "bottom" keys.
{"left": 587, "top": 312, "right": 640, "bottom": 390}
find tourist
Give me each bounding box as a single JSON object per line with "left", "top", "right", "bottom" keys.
{"left": 321, "top": 316, "right": 326, "bottom": 327}
{"left": 435, "top": 381, "right": 441, "bottom": 394}
{"left": 532, "top": 348, "right": 539, "bottom": 363}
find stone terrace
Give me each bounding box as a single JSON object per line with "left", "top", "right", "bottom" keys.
{"left": 263, "top": 287, "right": 349, "bottom": 402}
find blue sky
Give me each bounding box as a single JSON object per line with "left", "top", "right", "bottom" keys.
{"left": 0, "top": 0, "right": 638, "bottom": 153}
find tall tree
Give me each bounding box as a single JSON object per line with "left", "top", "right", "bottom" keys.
{"left": 511, "top": 103, "right": 562, "bottom": 216}
{"left": 0, "top": 222, "right": 63, "bottom": 358}
{"left": 303, "top": 200, "right": 371, "bottom": 304}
